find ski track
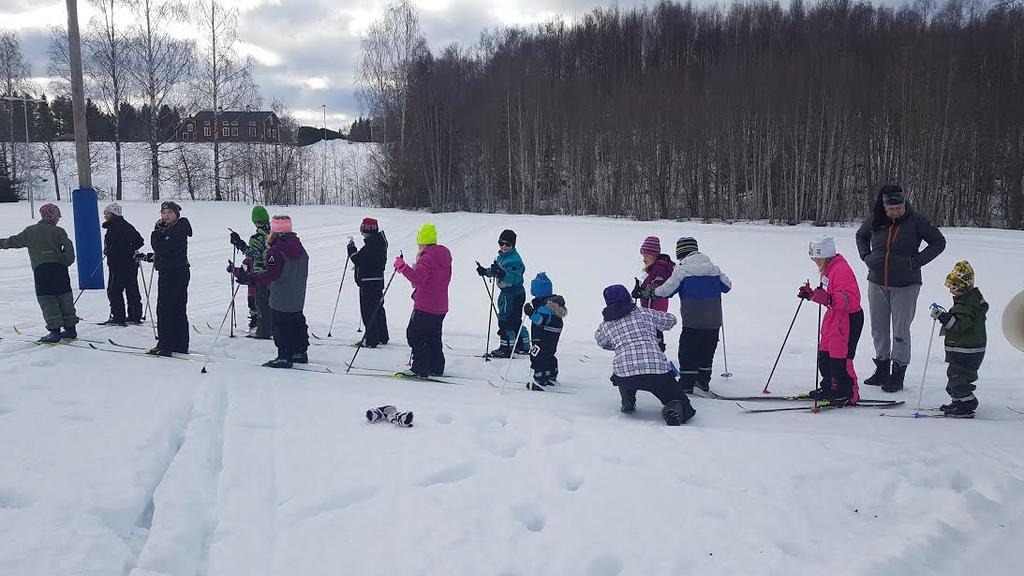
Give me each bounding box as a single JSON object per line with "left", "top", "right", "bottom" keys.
{"left": 2, "top": 201, "right": 1024, "bottom": 575}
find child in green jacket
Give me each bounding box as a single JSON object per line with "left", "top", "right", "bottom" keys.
{"left": 930, "top": 260, "right": 987, "bottom": 418}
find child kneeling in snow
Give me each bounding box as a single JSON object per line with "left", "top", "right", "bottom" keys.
{"left": 524, "top": 272, "right": 567, "bottom": 391}
{"left": 595, "top": 285, "right": 695, "bottom": 425}
{"left": 798, "top": 236, "right": 864, "bottom": 405}
{"left": 930, "top": 261, "right": 988, "bottom": 418}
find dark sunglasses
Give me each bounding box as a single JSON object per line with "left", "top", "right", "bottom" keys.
{"left": 498, "top": 241, "right": 512, "bottom": 247}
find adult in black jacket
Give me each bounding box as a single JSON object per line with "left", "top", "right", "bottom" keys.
{"left": 101, "top": 203, "right": 145, "bottom": 325}
{"left": 347, "top": 217, "right": 389, "bottom": 347}
{"left": 855, "top": 185, "right": 946, "bottom": 392}
{"left": 142, "top": 201, "right": 192, "bottom": 355}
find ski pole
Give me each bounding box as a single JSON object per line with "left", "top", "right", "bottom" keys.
{"left": 477, "top": 264, "right": 498, "bottom": 360}
{"left": 813, "top": 301, "right": 822, "bottom": 412}
{"left": 139, "top": 262, "right": 157, "bottom": 339}
{"left": 763, "top": 297, "right": 805, "bottom": 394}
{"left": 327, "top": 237, "right": 354, "bottom": 338}
{"left": 913, "top": 308, "right": 940, "bottom": 418}
{"left": 201, "top": 281, "right": 244, "bottom": 374}
{"left": 500, "top": 316, "right": 527, "bottom": 394}
{"left": 73, "top": 255, "right": 106, "bottom": 306}
{"left": 346, "top": 251, "right": 401, "bottom": 373}
{"left": 720, "top": 322, "right": 733, "bottom": 378}
{"left": 229, "top": 245, "right": 237, "bottom": 337}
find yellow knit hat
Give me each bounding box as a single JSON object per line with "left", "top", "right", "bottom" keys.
{"left": 416, "top": 223, "right": 437, "bottom": 245}
{"left": 945, "top": 260, "right": 975, "bottom": 291}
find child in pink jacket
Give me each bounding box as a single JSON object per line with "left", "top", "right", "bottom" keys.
{"left": 798, "top": 236, "right": 865, "bottom": 404}
{"left": 631, "top": 236, "right": 674, "bottom": 351}
{"left": 394, "top": 223, "right": 452, "bottom": 378}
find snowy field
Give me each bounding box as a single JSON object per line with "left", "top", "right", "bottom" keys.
{"left": 2, "top": 200, "right": 1023, "bottom": 576}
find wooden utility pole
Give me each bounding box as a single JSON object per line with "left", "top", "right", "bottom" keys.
{"left": 65, "top": 0, "right": 92, "bottom": 188}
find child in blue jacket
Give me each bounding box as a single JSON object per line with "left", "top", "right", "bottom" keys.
{"left": 476, "top": 229, "right": 530, "bottom": 357}
{"left": 524, "top": 273, "right": 567, "bottom": 391}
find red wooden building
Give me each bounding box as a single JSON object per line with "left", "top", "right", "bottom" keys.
{"left": 179, "top": 110, "right": 289, "bottom": 143}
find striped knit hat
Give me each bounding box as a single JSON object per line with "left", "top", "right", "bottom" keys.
{"left": 640, "top": 236, "right": 661, "bottom": 256}
{"left": 675, "top": 236, "right": 698, "bottom": 259}
{"left": 270, "top": 215, "right": 293, "bottom": 234}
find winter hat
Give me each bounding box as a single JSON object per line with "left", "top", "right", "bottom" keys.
{"left": 945, "top": 260, "right": 975, "bottom": 291}
{"left": 603, "top": 284, "right": 632, "bottom": 305}
{"left": 880, "top": 185, "right": 905, "bottom": 207}
{"left": 675, "top": 236, "right": 698, "bottom": 259}
{"left": 251, "top": 205, "right": 269, "bottom": 223}
{"left": 808, "top": 236, "right": 837, "bottom": 259}
{"left": 360, "top": 217, "right": 379, "bottom": 234}
{"left": 640, "top": 236, "right": 661, "bottom": 256}
{"left": 417, "top": 223, "right": 437, "bottom": 245}
{"left": 160, "top": 201, "right": 181, "bottom": 216}
{"left": 39, "top": 203, "right": 61, "bottom": 222}
{"left": 270, "top": 215, "right": 293, "bottom": 234}
{"left": 499, "top": 229, "right": 517, "bottom": 247}
{"left": 531, "top": 272, "right": 553, "bottom": 298}
{"left": 103, "top": 203, "right": 122, "bottom": 217}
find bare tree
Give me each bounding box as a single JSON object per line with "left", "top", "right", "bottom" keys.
{"left": 85, "top": 0, "right": 134, "bottom": 200}
{"left": 1, "top": 30, "right": 30, "bottom": 182}
{"left": 127, "top": 0, "right": 194, "bottom": 201}
{"left": 192, "top": 0, "right": 258, "bottom": 201}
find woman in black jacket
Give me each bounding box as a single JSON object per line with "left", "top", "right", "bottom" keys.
{"left": 143, "top": 201, "right": 193, "bottom": 355}
{"left": 101, "top": 203, "right": 145, "bottom": 326}
{"left": 855, "top": 185, "right": 946, "bottom": 392}
{"left": 347, "top": 217, "right": 389, "bottom": 347}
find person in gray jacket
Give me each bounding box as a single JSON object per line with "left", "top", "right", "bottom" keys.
{"left": 229, "top": 215, "right": 309, "bottom": 368}
{"left": 855, "top": 185, "right": 946, "bottom": 392}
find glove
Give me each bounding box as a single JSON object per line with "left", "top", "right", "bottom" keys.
{"left": 524, "top": 303, "right": 535, "bottom": 317}
{"left": 489, "top": 262, "right": 500, "bottom": 276}
{"left": 226, "top": 260, "right": 236, "bottom": 274}
{"left": 810, "top": 287, "right": 831, "bottom": 306}
{"left": 476, "top": 264, "right": 488, "bottom": 276}
{"left": 347, "top": 241, "right": 357, "bottom": 257}
{"left": 393, "top": 255, "right": 407, "bottom": 272}
{"left": 142, "top": 252, "right": 154, "bottom": 263}
{"left": 631, "top": 278, "right": 643, "bottom": 300}
{"left": 133, "top": 252, "right": 145, "bottom": 262}
{"left": 494, "top": 267, "right": 506, "bottom": 280}
{"left": 797, "top": 283, "right": 814, "bottom": 300}
{"left": 929, "top": 304, "right": 947, "bottom": 320}
{"left": 229, "top": 231, "right": 247, "bottom": 251}
{"left": 155, "top": 219, "right": 167, "bottom": 231}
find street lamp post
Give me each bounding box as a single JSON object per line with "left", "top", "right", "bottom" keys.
{"left": 1, "top": 95, "right": 44, "bottom": 219}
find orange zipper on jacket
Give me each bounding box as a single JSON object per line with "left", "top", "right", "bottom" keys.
{"left": 883, "top": 224, "right": 899, "bottom": 287}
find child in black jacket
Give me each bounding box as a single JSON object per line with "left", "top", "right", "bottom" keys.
{"left": 524, "top": 273, "right": 567, "bottom": 391}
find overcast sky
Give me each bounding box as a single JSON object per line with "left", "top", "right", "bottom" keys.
{"left": 0, "top": 0, "right": 667, "bottom": 129}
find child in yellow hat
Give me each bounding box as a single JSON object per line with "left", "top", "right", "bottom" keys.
{"left": 929, "top": 260, "right": 988, "bottom": 417}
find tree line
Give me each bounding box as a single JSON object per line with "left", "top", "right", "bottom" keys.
{"left": 362, "top": 0, "right": 1024, "bottom": 228}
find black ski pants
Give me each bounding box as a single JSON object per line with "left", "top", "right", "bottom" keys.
{"left": 612, "top": 372, "right": 692, "bottom": 408}
{"left": 156, "top": 267, "right": 190, "bottom": 353}
{"left": 678, "top": 327, "right": 720, "bottom": 389}
{"left": 359, "top": 279, "right": 389, "bottom": 346}
{"left": 107, "top": 261, "right": 142, "bottom": 322}
{"left": 407, "top": 310, "right": 445, "bottom": 377}
{"left": 272, "top": 309, "right": 309, "bottom": 359}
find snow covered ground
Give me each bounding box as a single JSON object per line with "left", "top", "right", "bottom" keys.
{"left": 1, "top": 200, "right": 1023, "bottom": 576}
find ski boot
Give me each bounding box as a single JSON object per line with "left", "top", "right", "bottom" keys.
{"left": 99, "top": 317, "right": 127, "bottom": 327}
{"left": 942, "top": 397, "right": 977, "bottom": 419}
{"left": 146, "top": 347, "right": 172, "bottom": 357}
{"left": 263, "top": 357, "right": 293, "bottom": 369}
{"left": 291, "top": 352, "right": 308, "bottom": 364}
{"left": 397, "top": 370, "right": 427, "bottom": 379}
{"left": 60, "top": 326, "right": 78, "bottom": 340}
{"left": 39, "top": 330, "right": 62, "bottom": 344}
{"left": 487, "top": 346, "right": 512, "bottom": 359}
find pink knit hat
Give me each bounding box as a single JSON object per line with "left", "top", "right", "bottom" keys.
{"left": 640, "top": 236, "right": 660, "bottom": 256}
{"left": 270, "top": 215, "right": 292, "bottom": 234}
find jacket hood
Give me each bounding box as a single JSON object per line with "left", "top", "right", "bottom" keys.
{"left": 602, "top": 300, "right": 636, "bottom": 321}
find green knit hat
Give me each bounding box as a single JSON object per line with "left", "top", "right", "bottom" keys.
{"left": 675, "top": 236, "right": 698, "bottom": 259}
{"left": 251, "top": 205, "right": 269, "bottom": 223}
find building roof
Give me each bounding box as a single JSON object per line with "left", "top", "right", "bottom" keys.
{"left": 187, "top": 110, "right": 278, "bottom": 124}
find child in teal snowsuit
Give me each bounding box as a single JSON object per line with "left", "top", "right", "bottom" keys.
{"left": 476, "top": 229, "right": 530, "bottom": 357}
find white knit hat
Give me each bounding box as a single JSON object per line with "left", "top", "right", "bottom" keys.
{"left": 808, "top": 236, "right": 837, "bottom": 259}
{"left": 103, "top": 203, "right": 123, "bottom": 217}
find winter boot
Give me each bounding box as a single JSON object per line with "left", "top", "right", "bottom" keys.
{"left": 527, "top": 380, "right": 546, "bottom": 392}
{"left": 487, "top": 346, "right": 512, "bottom": 359}
{"left": 39, "top": 330, "right": 62, "bottom": 344}
{"left": 942, "top": 397, "right": 978, "bottom": 418}
{"left": 388, "top": 410, "right": 414, "bottom": 427}
{"left": 100, "top": 317, "right": 127, "bottom": 327}
{"left": 60, "top": 326, "right": 78, "bottom": 340}
{"left": 263, "top": 357, "right": 293, "bottom": 369}
{"left": 127, "top": 317, "right": 144, "bottom": 325}
{"left": 620, "top": 397, "right": 636, "bottom": 414}
{"left": 882, "top": 362, "right": 907, "bottom": 393}
{"left": 864, "top": 359, "right": 890, "bottom": 387}
{"left": 146, "top": 347, "right": 172, "bottom": 357}
{"left": 662, "top": 399, "right": 695, "bottom": 426}
{"left": 366, "top": 405, "right": 397, "bottom": 423}
{"left": 291, "top": 352, "right": 309, "bottom": 364}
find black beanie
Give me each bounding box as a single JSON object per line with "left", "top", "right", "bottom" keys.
{"left": 499, "top": 229, "right": 516, "bottom": 247}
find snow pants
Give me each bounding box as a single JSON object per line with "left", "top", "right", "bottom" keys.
{"left": 868, "top": 282, "right": 921, "bottom": 366}
{"left": 359, "top": 279, "right": 389, "bottom": 346}
{"left": 156, "top": 267, "right": 190, "bottom": 353}
{"left": 272, "top": 309, "right": 309, "bottom": 359}
{"left": 107, "top": 261, "right": 142, "bottom": 322}
{"left": 612, "top": 372, "right": 692, "bottom": 408}
{"left": 678, "top": 327, "right": 719, "bottom": 389}
{"left": 408, "top": 310, "right": 445, "bottom": 377}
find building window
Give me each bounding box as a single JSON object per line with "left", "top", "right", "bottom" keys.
{"left": 249, "top": 121, "right": 256, "bottom": 126}
{"left": 231, "top": 127, "right": 238, "bottom": 136}
{"left": 231, "top": 120, "right": 238, "bottom": 126}
{"left": 249, "top": 127, "right": 257, "bottom": 136}
{"left": 204, "top": 120, "right": 210, "bottom": 126}
{"left": 272, "top": 129, "right": 278, "bottom": 139}
{"left": 222, "top": 127, "right": 230, "bottom": 136}
{"left": 204, "top": 127, "right": 211, "bottom": 137}
{"left": 187, "top": 123, "right": 194, "bottom": 131}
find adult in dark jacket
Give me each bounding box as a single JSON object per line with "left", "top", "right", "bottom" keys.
{"left": 101, "top": 203, "right": 145, "bottom": 326}
{"left": 347, "top": 217, "right": 389, "bottom": 347}
{"left": 0, "top": 203, "right": 78, "bottom": 342}
{"left": 855, "top": 185, "right": 946, "bottom": 392}
{"left": 231, "top": 215, "right": 309, "bottom": 368}
{"left": 143, "top": 201, "right": 192, "bottom": 356}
